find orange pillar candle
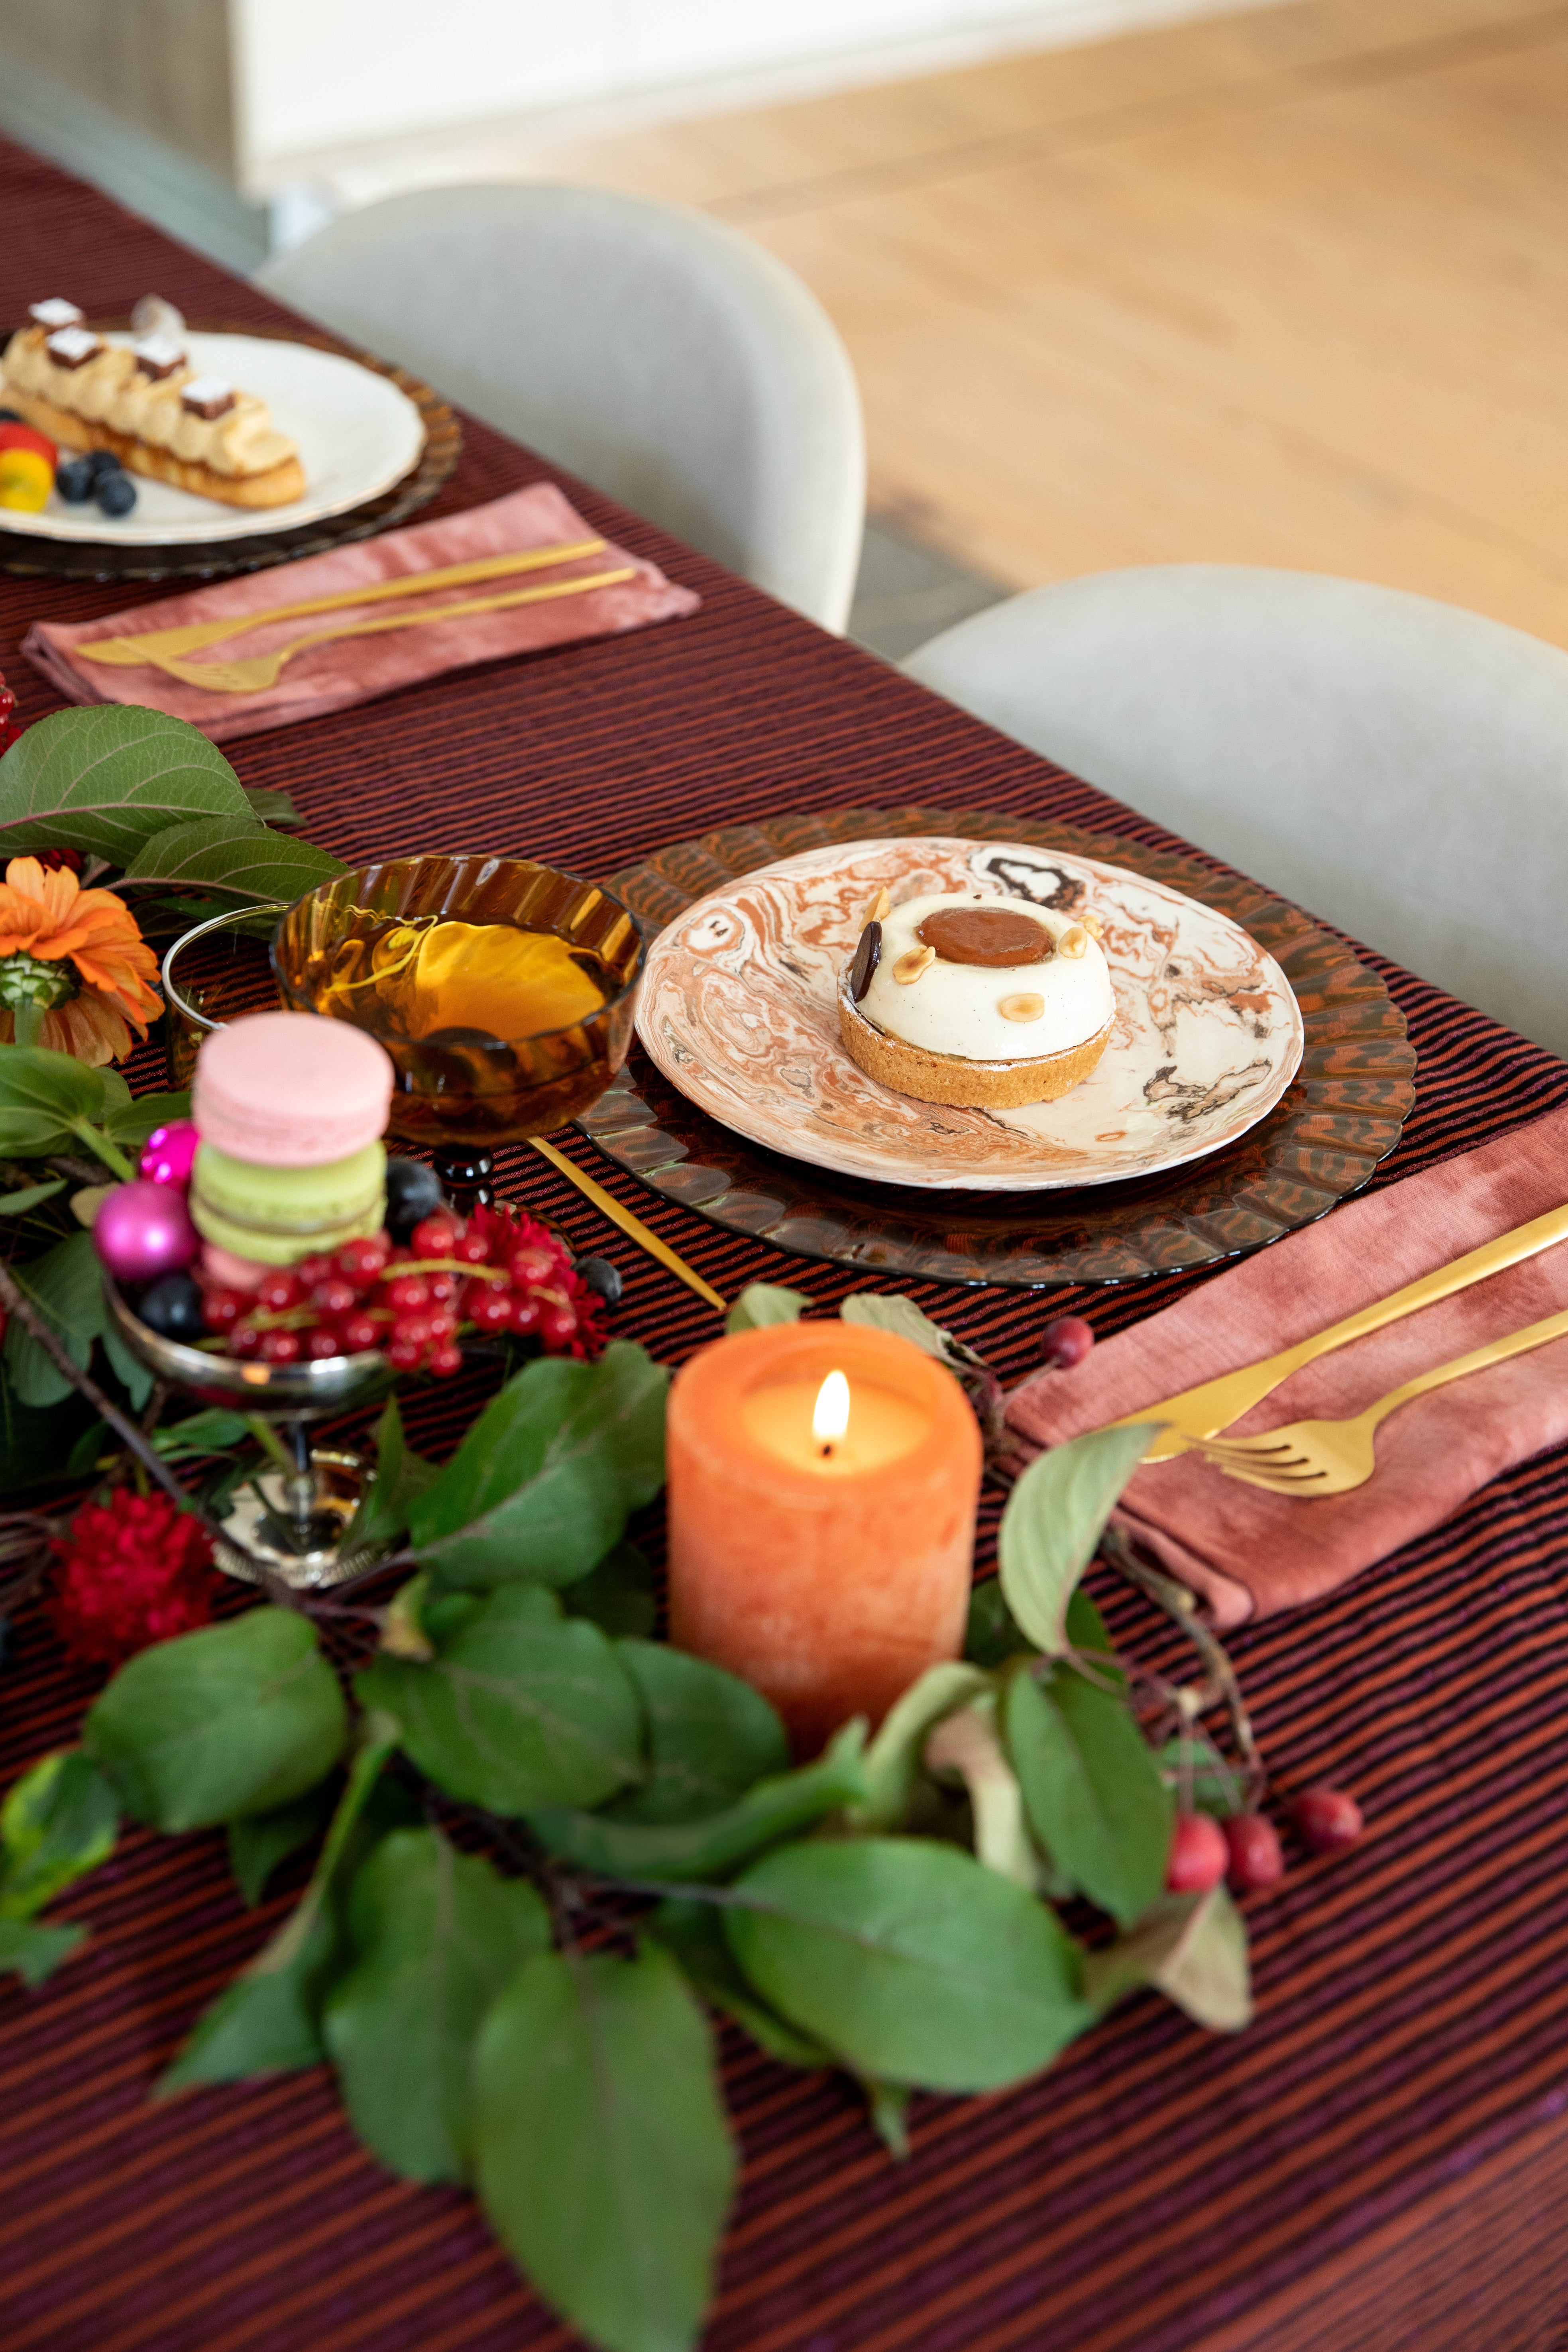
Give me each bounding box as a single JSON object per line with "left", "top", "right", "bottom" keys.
{"left": 666, "top": 1322, "right": 982, "bottom": 1754}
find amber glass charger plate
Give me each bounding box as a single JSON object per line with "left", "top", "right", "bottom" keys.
{"left": 589, "top": 806, "right": 1416, "bottom": 1290}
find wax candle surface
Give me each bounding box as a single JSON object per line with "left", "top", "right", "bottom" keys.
{"left": 667, "top": 1324, "right": 982, "bottom": 1754}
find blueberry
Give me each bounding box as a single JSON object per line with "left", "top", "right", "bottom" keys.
{"left": 0, "top": 409, "right": 18, "bottom": 423}
{"left": 384, "top": 1156, "right": 446, "bottom": 1242}
{"left": 86, "top": 449, "right": 122, "bottom": 481}
{"left": 56, "top": 456, "right": 95, "bottom": 503}
{"left": 138, "top": 1271, "right": 205, "bottom": 1343}
{"left": 574, "top": 1255, "right": 623, "bottom": 1308}
{"left": 96, "top": 470, "right": 137, "bottom": 519}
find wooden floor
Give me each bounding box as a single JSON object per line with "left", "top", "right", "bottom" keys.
{"left": 519, "top": 0, "right": 1568, "bottom": 646}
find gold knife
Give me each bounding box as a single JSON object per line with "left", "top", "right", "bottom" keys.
{"left": 1097, "top": 1201, "right": 1568, "bottom": 1460}
{"left": 76, "top": 538, "right": 609, "bottom": 666}
{"left": 528, "top": 1136, "right": 727, "bottom": 1314}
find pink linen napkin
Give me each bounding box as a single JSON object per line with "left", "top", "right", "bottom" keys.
{"left": 1004, "top": 1106, "right": 1568, "bottom": 1629}
{"left": 22, "top": 482, "right": 700, "bottom": 741}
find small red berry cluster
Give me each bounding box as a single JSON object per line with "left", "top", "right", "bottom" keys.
{"left": 201, "top": 1204, "right": 606, "bottom": 1375}
{"left": 0, "top": 673, "right": 24, "bottom": 757}
{"left": 1167, "top": 1784, "right": 1364, "bottom": 1896}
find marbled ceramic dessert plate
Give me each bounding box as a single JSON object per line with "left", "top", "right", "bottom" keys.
{"left": 635, "top": 836, "right": 1305, "bottom": 1194}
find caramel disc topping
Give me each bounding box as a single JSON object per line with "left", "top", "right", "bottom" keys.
{"left": 917, "top": 905, "right": 1053, "bottom": 967}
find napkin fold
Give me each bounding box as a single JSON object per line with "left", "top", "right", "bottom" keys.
{"left": 1004, "top": 1107, "right": 1568, "bottom": 1628}
{"left": 22, "top": 482, "right": 700, "bottom": 741}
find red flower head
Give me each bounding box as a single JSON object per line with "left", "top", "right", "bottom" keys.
{"left": 0, "top": 669, "right": 22, "bottom": 757}
{"left": 49, "top": 1489, "right": 219, "bottom": 1667}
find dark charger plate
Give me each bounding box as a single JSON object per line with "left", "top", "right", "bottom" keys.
{"left": 587, "top": 805, "right": 1417, "bottom": 1291}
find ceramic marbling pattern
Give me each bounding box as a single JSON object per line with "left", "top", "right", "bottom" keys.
{"left": 635, "top": 837, "right": 1304, "bottom": 1193}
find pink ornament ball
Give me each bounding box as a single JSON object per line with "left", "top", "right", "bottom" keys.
{"left": 93, "top": 1181, "right": 198, "bottom": 1284}
{"left": 139, "top": 1120, "right": 200, "bottom": 1189}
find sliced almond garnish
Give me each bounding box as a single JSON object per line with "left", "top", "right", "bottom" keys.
{"left": 863, "top": 886, "right": 892, "bottom": 924}
{"left": 1082, "top": 912, "right": 1103, "bottom": 939}
{"left": 893, "top": 945, "right": 936, "bottom": 984}
{"left": 998, "top": 993, "right": 1045, "bottom": 1022}
{"left": 1057, "top": 923, "right": 1089, "bottom": 959}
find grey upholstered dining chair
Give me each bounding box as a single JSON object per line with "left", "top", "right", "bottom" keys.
{"left": 257, "top": 182, "right": 865, "bottom": 633}
{"left": 904, "top": 565, "right": 1568, "bottom": 1058}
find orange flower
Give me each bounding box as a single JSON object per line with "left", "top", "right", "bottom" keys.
{"left": 0, "top": 855, "right": 162, "bottom": 1066}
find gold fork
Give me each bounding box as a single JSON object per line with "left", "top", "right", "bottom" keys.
{"left": 141, "top": 568, "right": 636, "bottom": 694}
{"left": 75, "top": 538, "right": 609, "bottom": 668}
{"left": 1183, "top": 1303, "right": 1568, "bottom": 1495}
{"left": 1093, "top": 1201, "right": 1568, "bottom": 1463}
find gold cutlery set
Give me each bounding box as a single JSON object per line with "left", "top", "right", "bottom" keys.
{"left": 1106, "top": 1203, "right": 1568, "bottom": 1498}
{"left": 76, "top": 536, "right": 632, "bottom": 695}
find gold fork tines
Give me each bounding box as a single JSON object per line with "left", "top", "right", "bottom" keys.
{"left": 1183, "top": 1302, "right": 1568, "bottom": 1497}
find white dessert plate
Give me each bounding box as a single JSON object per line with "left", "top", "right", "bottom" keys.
{"left": 2, "top": 333, "right": 426, "bottom": 546}
{"left": 635, "top": 836, "right": 1305, "bottom": 1193}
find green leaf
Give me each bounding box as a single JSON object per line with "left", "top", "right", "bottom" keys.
{"left": 839, "top": 1293, "right": 950, "bottom": 1357}
{"left": 529, "top": 1719, "right": 868, "bottom": 1885}
{"left": 864, "top": 2078, "right": 912, "bottom": 2160}
{"left": 358, "top": 1584, "right": 642, "bottom": 1814}
{"left": 0, "top": 1358, "right": 96, "bottom": 1493}
{"left": 342, "top": 1395, "right": 438, "bottom": 1563}
{"left": 964, "top": 1579, "right": 1033, "bottom": 1670}
{"left": 0, "top": 1046, "right": 104, "bottom": 1160}
{"left": 122, "top": 815, "right": 348, "bottom": 902}
{"left": 0, "top": 1750, "right": 117, "bottom": 1919}
{"left": 1157, "top": 1736, "right": 1246, "bottom": 1819}
{"left": 86, "top": 1607, "right": 348, "bottom": 1831}
{"left": 1003, "top": 1666, "right": 1173, "bottom": 1929}
{"left": 4, "top": 1229, "right": 106, "bottom": 1405}
{"left": 159, "top": 1711, "right": 400, "bottom": 2093}
{"left": 153, "top": 1407, "right": 252, "bottom": 1459}
{"left": 725, "top": 1283, "right": 808, "bottom": 1335}
{"left": 102, "top": 1321, "right": 154, "bottom": 1409}
{"left": 0, "top": 705, "right": 253, "bottom": 864}
{"left": 726, "top": 1837, "right": 1091, "bottom": 2094}
{"left": 228, "top": 1781, "right": 339, "bottom": 1907}
{"left": 998, "top": 1425, "right": 1158, "bottom": 1656}
{"left": 1065, "top": 1584, "right": 1124, "bottom": 1684}
{"left": 0, "top": 1176, "right": 65, "bottom": 1216}
{"left": 410, "top": 1342, "right": 667, "bottom": 1590}
{"left": 242, "top": 784, "right": 304, "bottom": 828}
{"left": 850, "top": 1661, "right": 989, "bottom": 1831}
{"left": 924, "top": 1698, "right": 1038, "bottom": 1888}
{"left": 607, "top": 1641, "right": 788, "bottom": 1826}
{"left": 159, "top": 1897, "right": 339, "bottom": 2091}
{"left": 324, "top": 1826, "right": 550, "bottom": 2184}
{"left": 649, "top": 1899, "right": 835, "bottom": 2071}
{"left": 1083, "top": 1885, "right": 1252, "bottom": 2032}
{"left": 473, "top": 1942, "right": 738, "bottom": 2352}
{"left": 561, "top": 1539, "right": 657, "bottom": 1639}
{"left": 102, "top": 1089, "right": 191, "bottom": 1149}
{"left": 0, "top": 1914, "right": 87, "bottom": 1987}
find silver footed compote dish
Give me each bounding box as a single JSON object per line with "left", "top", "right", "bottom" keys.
{"left": 103, "top": 1276, "right": 395, "bottom": 1589}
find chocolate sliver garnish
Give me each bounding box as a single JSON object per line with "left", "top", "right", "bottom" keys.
{"left": 181, "top": 375, "right": 236, "bottom": 421}
{"left": 918, "top": 905, "right": 1053, "bottom": 967}
{"left": 848, "top": 920, "right": 882, "bottom": 1002}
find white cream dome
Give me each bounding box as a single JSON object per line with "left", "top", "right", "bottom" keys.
{"left": 856, "top": 890, "right": 1114, "bottom": 1063}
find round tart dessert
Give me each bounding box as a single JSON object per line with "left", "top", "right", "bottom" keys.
{"left": 837, "top": 890, "right": 1115, "bottom": 1108}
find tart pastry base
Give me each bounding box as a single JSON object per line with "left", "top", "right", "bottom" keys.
{"left": 838, "top": 980, "right": 1113, "bottom": 1108}
{"left": 2, "top": 387, "right": 305, "bottom": 510}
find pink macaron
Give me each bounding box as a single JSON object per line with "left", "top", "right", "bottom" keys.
{"left": 193, "top": 1011, "right": 394, "bottom": 1168}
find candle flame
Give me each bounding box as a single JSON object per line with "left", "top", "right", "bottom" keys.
{"left": 813, "top": 1370, "right": 851, "bottom": 1450}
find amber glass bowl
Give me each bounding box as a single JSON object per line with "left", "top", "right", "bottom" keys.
{"left": 271, "top": 854, "right": 645, "bottom": 1152}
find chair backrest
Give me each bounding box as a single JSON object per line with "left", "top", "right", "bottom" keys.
{"left": 905, "top": 565, "right": 1568, "bottom": 1058}
{"left": 258, "top": 181, "right": 865, "bottom": 632}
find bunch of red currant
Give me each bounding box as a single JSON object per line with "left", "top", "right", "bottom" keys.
{"left": 200, "top": 1203, "right": 607, "bottom": 1375}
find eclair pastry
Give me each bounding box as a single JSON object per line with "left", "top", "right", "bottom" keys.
{"left": 838, "top": 890, "right": 1115, "bottom": 1108}
{"left": 0, "top": 300, "right": 305, "bottom": 509}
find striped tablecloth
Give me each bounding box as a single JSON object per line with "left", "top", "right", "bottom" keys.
{"left": 2, "top": 134, "right": 1567, "bottom": 2352}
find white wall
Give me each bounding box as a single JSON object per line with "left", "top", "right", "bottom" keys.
{"left": 234, "top": 0, "right": 1265, "bottom": 178}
